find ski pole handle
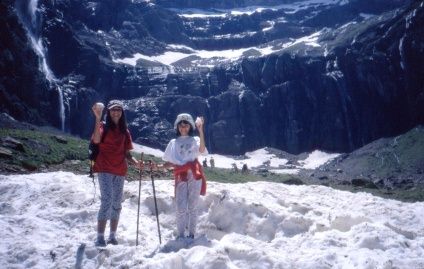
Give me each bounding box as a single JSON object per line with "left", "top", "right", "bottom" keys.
{"left": 139, "top": 153, "right": 145, "bottom": 172}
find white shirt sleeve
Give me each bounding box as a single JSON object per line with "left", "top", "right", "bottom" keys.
{"left": 162, "top": 139, "right": 176, "bottom": 163}
{"left": 194, "top": 136, "right": 208, "bottom": 156}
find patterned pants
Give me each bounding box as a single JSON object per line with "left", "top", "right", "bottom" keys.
{"left": 175, "top": 173, "right": 202, "bottom": 237}
{"left": 97, "top": 173, "right": 125, "bottom": 220}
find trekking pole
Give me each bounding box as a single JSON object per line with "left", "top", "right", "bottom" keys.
{"left": 88, "top": 161, "right": 96, "bottom": 205}
{"left": 136, "top": 153, "right": 144, "bottom": 246}
{"left": 149, "top": 160, "right": 162, "bottom": 245}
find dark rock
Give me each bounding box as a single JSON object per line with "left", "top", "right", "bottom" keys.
{"left": 351, "top": 178, "right": 369, "bottom": 187}
{"left": 1, "top": 0, "right": 422, "bottom": 157}
{"left": 0, "top": 113, "right": 35, "bottom": 130}
{"left": 282, "top": 178, "right": 304, "bottom": 186}
{"left": 0, "top": 146, "right": 13, "bottom": 158}
{"left": 21, "top": 160, "right": 38, "bottom": 171}
{"left": 0, "top": 0, "right": 54, "bottom": 126}
{"left": 5, "top": 166, "right": 23, "bottom": 172}
{"left": 52, "top": 135, "right": 68, "bottom": 144}
{"left": 3, "top": 136, "right": 25, "bottom": 152}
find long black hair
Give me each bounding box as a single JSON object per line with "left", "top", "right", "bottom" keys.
{"left": 104, "top": 109, "right": 128, "bottom": 136}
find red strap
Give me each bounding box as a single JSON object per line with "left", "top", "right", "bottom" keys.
{"left": 173, "top": 160, "right": 207, "bottom": 196}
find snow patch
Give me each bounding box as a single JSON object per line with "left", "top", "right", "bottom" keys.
{"left": 359, "top": 13, "right": 375, "bottom": 19}
{"left": 1, "top": 172, "right": 424, "bottom": 268}
{"left": 132, "top": 143, "right": 164, "bottom": 158}
{"left": 405, "top": 8, "right": 417, "bottom": 29}
{"left": 298, "top": 150, "right": 340, "bottom": 169}
{"left": 113, "top": 51, "right": 191, "bottom": 66}
{"left": 132, "top": 144, "right": 338, "bottom": 173}
{"left": 262, "top": 21, "right": 275, "bottom": 32}
{"left": 113, "top": 31, "right": 322, "bottom": 68}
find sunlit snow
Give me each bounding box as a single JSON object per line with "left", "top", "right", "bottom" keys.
{"left": 113, "top": 30, "right": 322, "bottom": 68}
{"left": 133, "top": 144, "right": 338, "bottom": 173}
{"left": 1, "top": 171, "right": 423, "bottom": 268}
{"left": 298, "top": 150, "right": 340, "bottom": 170}
{"left": 172, "top": 0, "right": 350, "bottom": 18}
{"left": 114, "top": 0, "right": 339, "bottom": 69}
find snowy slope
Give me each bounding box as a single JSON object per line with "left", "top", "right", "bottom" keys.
{"left": 133, "top": 143, "right": 339, "bottom": 173}
{"left": 1, "top": 172, "right": 424, "bottom": 268}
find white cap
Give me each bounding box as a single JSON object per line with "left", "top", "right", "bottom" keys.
{"left": 107, "top": 100, "right": 124, "bottom": 110}
{"left": 174, "top": 113, "right": 195, "bottom": 130}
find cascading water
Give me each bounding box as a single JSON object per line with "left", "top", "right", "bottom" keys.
{"left": 16, "top": 0, "right": 67, "bottom": 131}
{"left": 327, "top": 70, "right": 356, "bottom": 150}
{"left": 58, "top": 87, "right": 66, "bottom": 131}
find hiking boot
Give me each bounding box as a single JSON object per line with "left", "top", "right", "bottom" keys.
{"left": 107, "top": 238, "right": 119, "bottom": 245}
{"left": 95, "top": 237, "right": 106, "bottom": 247}
{"left": 176, "top": 234, "right": 185, "bottom": 240}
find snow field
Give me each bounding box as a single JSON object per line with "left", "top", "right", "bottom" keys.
{"left": 1, "top": 172, "right": 424, "bottom": 268}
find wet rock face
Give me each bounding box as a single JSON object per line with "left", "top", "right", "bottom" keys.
{"left": 1, "top": 0, "right": 423, "bottom": 154}
{"left": 0, "top": 0, "right": 55, "bottom": 125}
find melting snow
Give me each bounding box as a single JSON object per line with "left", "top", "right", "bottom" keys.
{"left": 113, "top": 30, "right": 322, "bottom": 68}
{"left": 298, "top": 150, "right": 340, "bottom": 169}
{"left": 172, "top": 0, "right": 349, "bottom": 18}
{"left": 133, "top": 144, "right": 339, "bottom": 173}
{"left": 1, "top": 171, "right": 423, "bottom": 268}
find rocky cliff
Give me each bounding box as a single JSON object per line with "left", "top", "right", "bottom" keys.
{"left": 0, "top": 0, "right": 54, "bottom": 125}
{"left": 1, "top": 0, "right": 423, "bottom": 155}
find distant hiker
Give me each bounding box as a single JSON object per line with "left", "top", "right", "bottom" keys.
{"left": 161, "top": 113, "right": 208, "bottom": 239}
{"left": 202, "top": 158, "right": 208, "bottom": 168}
{"left": 242, "top": 163, "right": 248, "bottom": 174}
{"left": 232, "top": 163, "right": 239, "bottom": 173}
{"left": 91, "top": 100, "right": 140, "bottom": 247}
{"left": 209, "top": 156, "right": 215, "bottom": 168}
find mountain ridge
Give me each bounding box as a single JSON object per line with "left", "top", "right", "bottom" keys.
{"left": 0, "top": 0, "right": 422, "bottom": 155}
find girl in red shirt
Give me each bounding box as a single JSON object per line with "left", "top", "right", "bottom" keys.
{"left": 91, "top": 100, "right": 139, "bottom": 247}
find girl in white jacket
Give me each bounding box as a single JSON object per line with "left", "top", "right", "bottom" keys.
{"left": 162, "top": 113, "right": 208, "bottom": 239}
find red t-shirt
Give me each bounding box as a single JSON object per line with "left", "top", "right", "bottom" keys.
{"left": 93, "top": 124, "right": 133, "bottom": 176}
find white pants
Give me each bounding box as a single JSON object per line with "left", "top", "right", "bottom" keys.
{"left": 175, "top": 173, "right": 202, "bottom": 237}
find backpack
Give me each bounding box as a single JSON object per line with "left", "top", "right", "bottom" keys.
{"left": 88, "top": 123, "right": 108, "bottom": 177}
{"left": 88, "top": 142, "right": 100, "bottom": 162}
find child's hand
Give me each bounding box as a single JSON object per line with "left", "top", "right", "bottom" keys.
{"left": 195, "top": 116, "right": 204, "bottom": 130}
{"left": 136, "top": 160, "right": 144, "bottom": 171}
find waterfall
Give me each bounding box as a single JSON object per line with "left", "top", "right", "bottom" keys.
{"left": 58, "top": 86, "right": 65, "bottom": 131}
{"left": 27, "top": 35, "right": 56, "bottom": 82}
{"left": 28, "top": 0, "right": 38, "bottom": 25}
{"left": 16, "top": 0, "right": 67, "bottom": 131}
{"left": 206, "top": 72, "right": 212, "bottom": 96}
{"left": 327, "top": 70, "right": 355, "bottom": 150}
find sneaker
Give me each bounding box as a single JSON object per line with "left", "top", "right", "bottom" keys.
{"left": 95, "top": 237, "right": 106, "bottom": 247}
{"left": 107, "top": 238, "right": 119, "bottom": 245}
